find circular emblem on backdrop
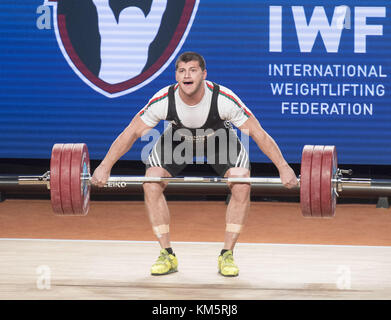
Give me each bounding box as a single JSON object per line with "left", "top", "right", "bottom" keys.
{"left": 48, "top": 0, "right": 199, "bottom": 97}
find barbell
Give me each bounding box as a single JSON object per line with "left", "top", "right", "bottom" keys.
{"left": 11, "top": 142, "right": 389, "bottom": 218}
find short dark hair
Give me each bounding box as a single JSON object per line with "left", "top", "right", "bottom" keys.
{"left": 175, "top": 51, "right": 206, "bottom": 71}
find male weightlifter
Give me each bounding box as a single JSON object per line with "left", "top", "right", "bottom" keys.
{"left": 91, "top": 52, "right": 298, "bottom": 277}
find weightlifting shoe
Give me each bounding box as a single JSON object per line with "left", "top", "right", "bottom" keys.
{"left": 151, "top": 249, "right": 178, "bottom": 275}
{"left": 218, "top": 250, "right": 239, "bottom": 277}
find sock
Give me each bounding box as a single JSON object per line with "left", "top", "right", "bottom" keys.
{"left": 165, "top": 247, "right": 175, "bottom": 256}
{"left": 220, "top": 249, "right": 231, "bottom": 256}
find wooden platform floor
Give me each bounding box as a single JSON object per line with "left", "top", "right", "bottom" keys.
{"left": 1, "top": 239, "right": 391, "bottom": 300}
{"left": 0, "top": 199, "right": 391, "bottom": 300}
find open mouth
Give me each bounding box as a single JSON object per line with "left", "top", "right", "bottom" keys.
{"left": 183, "top": 81, "right": 193, "bottom": 86}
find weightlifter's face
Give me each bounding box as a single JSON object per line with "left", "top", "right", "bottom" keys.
{"left": 175, "top": 60, "right": 207, "bottom": 102}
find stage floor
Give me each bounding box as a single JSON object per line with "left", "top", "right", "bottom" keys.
{"left": 1, "top": 239, "right": 391, "bottom": 300}
{"left": 0, "top": 199, "right": 391, "bottom": 300}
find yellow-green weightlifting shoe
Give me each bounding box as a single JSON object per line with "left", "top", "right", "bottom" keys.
{"left": 151, "top": 249, "right": 178, "bottom": 275}
{"left": 218, "top": 250, "right": 239, "bottom": 277}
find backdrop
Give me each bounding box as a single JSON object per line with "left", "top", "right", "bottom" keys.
{"left": 0, "top": 0, "right": 390, "bottom": 164}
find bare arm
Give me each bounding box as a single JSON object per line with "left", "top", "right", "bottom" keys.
{"left": 238, "top": 115, "right": 298, "bottom": 188}
{"left": 91, "top": 114, "right": 153, "bottom": 186}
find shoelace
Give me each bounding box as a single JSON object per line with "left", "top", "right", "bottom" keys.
{"left": 155, "top": 251, "right": 170, "bottom": 264}
{"left": 222, "top": 253, "right": 235, "bottom": 266}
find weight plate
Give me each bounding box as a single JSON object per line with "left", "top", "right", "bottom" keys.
{"left": 60, "top": 144, "right": 74, "bottom": 214}
{"left": 300, "top": 145, "right": 314, "bottom": 217}
{"left": 310, "top": 146, "right": 324, "bottom": 217}
{"left": 321, "top": 146, "right": 338, "bottom": 217}
{"left": 50, "top": 144, "right": 64, "bottom": 214}
{"left": 70, "top": 143, "right": 90, "bottom": 215}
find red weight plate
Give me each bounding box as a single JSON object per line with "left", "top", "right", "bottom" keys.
{"left": 60, "top": 144, "right": 74, "bottom": 214}
{"left": 321, "top": 146, "right": 338, "bottom": 218}
{"left": 50, "top": 144, "right": 64, "bottom": 214}
{"left": 300, "top": 145, "right": 314, "bottom": 217}
{"left": 310, "top": 145, "right": 324, "bottom": 217}
{"left": 70, "top": 143, "right": 90, "bottom": 215}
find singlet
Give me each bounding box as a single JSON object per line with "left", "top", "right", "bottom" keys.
{"left": 139, "top": 80, "right": 252, "bottom": 130}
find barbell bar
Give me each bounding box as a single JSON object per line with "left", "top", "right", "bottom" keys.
{"left": 8, "top": 168, "right": 388, "bottom": 198}
{"left": 17, "top": 170, "right": 357, "bottom": 189}
{"left": 3, "top": 143, "right": 389, "bottom": 218}
{"left": 11, "top": 170, "right": 372, "bottom": 195}
{"left": 18, "top": 173, "right": 297, "bottom": 186}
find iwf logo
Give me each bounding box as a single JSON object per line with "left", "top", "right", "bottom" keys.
{"left": 40, "top": 0, "right": 199, "bottom": 98}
